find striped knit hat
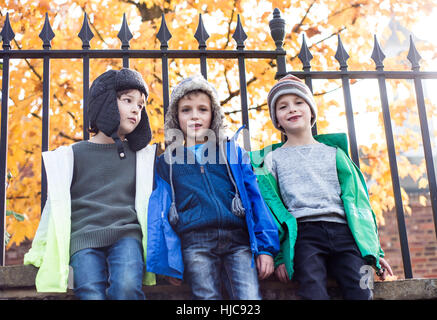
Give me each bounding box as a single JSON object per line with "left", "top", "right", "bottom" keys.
{"left": 267, "top": 75, "right": 317, "bottom": 130}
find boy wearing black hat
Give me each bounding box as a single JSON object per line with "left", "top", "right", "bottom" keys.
{"left": 24, "top": 68, "right": 156, "bottom": 300}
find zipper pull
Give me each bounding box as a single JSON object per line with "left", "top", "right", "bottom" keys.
{"left": 200, "top": 165, "right": 204, "bottom": 174}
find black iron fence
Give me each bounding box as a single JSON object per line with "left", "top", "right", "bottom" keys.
{"left": 1, "top": 8, "right": 436, "bottom": 279}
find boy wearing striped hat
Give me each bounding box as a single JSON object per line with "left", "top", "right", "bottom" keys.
{"left": 249, "top": 75, "right": 393, "bottom": 300}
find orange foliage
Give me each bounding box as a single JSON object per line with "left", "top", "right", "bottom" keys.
{"left": 0, "top": 0, "right": 436, "bottom": 247}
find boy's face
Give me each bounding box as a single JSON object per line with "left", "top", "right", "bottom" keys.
{"left": 117, "top": 89, "right": 145, "bottom": 139}
{"left": 177, "top": 91, "right": 212, "bottom": 145}
{"left": 275, "top": 94, "right": 313, "bottom": 134}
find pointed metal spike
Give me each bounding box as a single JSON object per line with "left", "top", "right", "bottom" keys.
{"left": 117, "top": 13, "right": 133, "bottom": 49}
{"left": 39, "top": 13, "right": 55, "bottom": 49}
{"left": 157, "top": 13, "right": 172, "bottom": 49}
{"left": 407, "top": 35, "right": 422, "bottom": 71}
{"left": 232, "top": 14, "right": 247, "bottom": 49}
{"left": 298, "top": 34, "right": 313, "bottom": 70}
{"left": 334, "top": 34, "right": 350, "bottom": 70}
{"left": 1, "top": 12, "right": 16, "bottom": 50}
{"left": 78, "top": 12, "right": 94, "bottom": 49}
{"left": 194, "top": 14, "right": 210, "bottom": 49}
{"left": 371, "top": 35, "right": 386, "bottom": 70}
{"left": 269, "top": 8, "right": 285, "bottom": 50}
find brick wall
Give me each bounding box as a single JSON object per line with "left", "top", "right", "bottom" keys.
{"left": 378, "top": 194, "right": 437, "bottom": 279}
{"left": 6, "top": 196, "right": 437, "bottom": 280}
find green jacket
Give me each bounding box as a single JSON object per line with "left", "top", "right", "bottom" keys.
{"left": 249, "top": 133, "right": 384, "bottom": 280}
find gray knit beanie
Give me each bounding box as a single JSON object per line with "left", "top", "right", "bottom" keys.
{"left": 267, "top": 74, "right": 317, "bottom": 131}
{"left": 164, "top": 74, "right": 225, "bottom": 144}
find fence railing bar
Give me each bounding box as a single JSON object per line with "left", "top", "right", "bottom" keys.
{"left": 407, "top": 36, "right": 437, "bottom": 240}
{"left": 0, "top": 12, "right": 15, "bottom": 266}
{"left": 372, "top": 35, "right": 413, "bottom": 278}
{"left": 195, "top": 13, "right": 209, "bottom": 79}
{"left": 0, "top": 54, "right": 10, "bottom": 267}
{"left": 407, "top": 36, "right": 437, "bottom": 239}
{"left": 39, "top": 13, "right": 54, "bottom": 211}
{"left": 297, "top": 34, "right": 317, "bottom": 136}
{"left": 233, "top": 14, "right": 251, "bottom": 150}
{"left": 157, "top": 13, "right": 172, "bottom": 118}
{"left": 335, "top": 35, "right": 360, "bottom": 167}
{"left": 79, "top": 13, "right": 94, "bottom": 140}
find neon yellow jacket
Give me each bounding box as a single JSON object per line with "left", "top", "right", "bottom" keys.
{"left": 23, "top": 144, "right": 157, "bottom": 292}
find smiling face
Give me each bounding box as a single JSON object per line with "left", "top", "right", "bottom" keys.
{"left": 117, "top": 89, "right": 145, "bottom": 140}
{"left": 177, "top": 91, "right": 212, "bottom": 146}
{"left": 275, "top": 94, "right": 314, "bottom": 135}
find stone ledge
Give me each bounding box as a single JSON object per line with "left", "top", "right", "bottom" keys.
{"left": 1, "top": 265, "right": 437, "bottom": 300}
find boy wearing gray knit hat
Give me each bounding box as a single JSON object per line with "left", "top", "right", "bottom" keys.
{"left": 152, "top": 74, "right": 279, "bottom": 300}
{"left": 249, "top": 74, "right": 393, "bottom": 300}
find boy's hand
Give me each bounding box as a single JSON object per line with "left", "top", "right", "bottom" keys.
{"left": 377, "top": 257, "right": 394, "bottom": 281}
{"left": 165, "top": 276, "right": 182, "bottom": 286}
{"left": 256, "top": 254, "right": 274, "bottom": 280}
{"left": 275, "top": 263, "right": 289, "bottom": 283}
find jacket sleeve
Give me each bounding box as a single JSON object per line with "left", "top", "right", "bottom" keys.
{"left": 146, "top": 168, "right": 184, "bottom": 280}
{"left": 23, "top": 196, "right": 51, "bottom": 267}
{"left": 239, "top": 147, "right": 280, "bottom": 256}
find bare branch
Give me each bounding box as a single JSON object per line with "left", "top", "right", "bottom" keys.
{"left": 292, "top": 0, "right": 317, "bottom": 34}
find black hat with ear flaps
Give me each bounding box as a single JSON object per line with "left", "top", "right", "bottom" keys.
{"left": 88, "top": 68, "right": 152, "bottom": 159}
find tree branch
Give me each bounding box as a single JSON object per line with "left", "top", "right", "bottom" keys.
{"left": 292, "top": 0, "right": 317, "bottom": 34}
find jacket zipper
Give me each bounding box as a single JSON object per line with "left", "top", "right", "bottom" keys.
{"left": 200, "top": 164, "right": 222, "bottom": 228}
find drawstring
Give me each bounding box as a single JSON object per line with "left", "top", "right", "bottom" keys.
{"left": 220, "top": 141, "right": 246, "bottom": 218}
{"left": 168, "top": 151, "right": 179, "bottom": 227}
{"left": 167, "top": 141, "right": 246, "bottom": 228}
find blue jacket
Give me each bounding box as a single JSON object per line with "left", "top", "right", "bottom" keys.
{"left": 146, "top": 127, "right": 280, "bottom": 280}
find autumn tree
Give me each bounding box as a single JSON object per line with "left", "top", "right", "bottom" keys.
{"left": 1, "top": 0, "right": 436, "bottom": 248}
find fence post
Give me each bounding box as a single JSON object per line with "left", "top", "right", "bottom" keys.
{"left": 233, "top": 15, "right": 251, "bottom": 150}
{"left": 407, "top": 36, "right": 437, "bottom": 240}
{"left": 335, "top": 35, "right": 360, "bottom": 168}
{"left": 269, "top": 8, "right": 287, "bottom": 79}
{"left": 372, "top": 35, "right": 413, "bottom": 278}
{"left": 0, "top": 13, "right": 14, "bottom": 266}
{"left": 157, "top": 13, "right": 172, "bottom": 119}
{"left": 118, "top": 13, "right": 132, "bottom": 68}
{"left": 195, "top": 14, "right": 209, "bottom": 79}
{"left": 79, "top": 12, "right": 94, "bottom": 141}
{"left": 298, "top": 34, "right": 317, "bottom": 136}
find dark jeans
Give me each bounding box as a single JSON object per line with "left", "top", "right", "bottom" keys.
{"left": 294, "top": 221, "right": 372, "bottom": 300}
{"left": 181, "top": 227, "right": 261, "bottom": 300}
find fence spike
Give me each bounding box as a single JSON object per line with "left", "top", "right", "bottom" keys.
{"left": 371, "top": 35, "right": 386, "bottom": 70}
{"left": 407, "top": 35, "right": 422, "bottom": 71}
{"left": 1, "top": 12, "right": 15, "bottom": 50}
{"left": 335, "top": 34, "right": 349, "bottom": 70}
{"left": 269, "top": 8, "right": 285, "bottom": 50}
{"left": 117, "top": 13, "right": 133, "bottom": 50}
{"left": 298, "top": 34, "right": 313, "bottom": 70}
{"left": 194, "top": 13, "right": 209, "bottom": 49}
{"left": 232, "top": 14, "right": 247, "bottom": 49}
{"left": 39, "top": 13, "right": 55, "bottom": 50}
{"left": 78, "top": 12, "right": 94, "bottom": 49}
{"left": 157, "top": 13, "right": 172, "bottom": 49}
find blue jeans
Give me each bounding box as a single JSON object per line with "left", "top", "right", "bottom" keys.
{"left": 294, "top": 221, "right": 372, "bottom": 300}
{"left": 181, "top": 227, "right": 261, "bottom": 300}
{"left": 69, "top": 237, "right": 146, "bottom": 300}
